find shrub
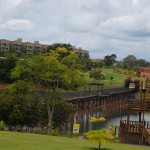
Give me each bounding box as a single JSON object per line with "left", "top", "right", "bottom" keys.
{"left": 0, "top": 121, "right": 4, "bottom": 130}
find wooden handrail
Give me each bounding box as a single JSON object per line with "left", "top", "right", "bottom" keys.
{"left": 120, "top": 120, "right": 150, "bottom": 134}
{"left": 143, "top": 128, "right": 150, "bottom": 144}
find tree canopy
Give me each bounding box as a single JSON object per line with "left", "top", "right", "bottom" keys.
{"left": 104, "top": 54, "right": 117, "bottom": 67}
{"left": 89, "top": 69, "right": 105, "bottom": 83}
{"left": 11, "top": 47, "right": 85, "bottom": 133}
{"left": 0, "top": 53, "right": 18, "bottom": 83}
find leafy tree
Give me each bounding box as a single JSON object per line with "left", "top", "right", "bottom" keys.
{"left": 0, "top": 53, "right": 18, "bottom": 83}
{"left": 85, "top": 129, "right": 114, "bottom": 150}
{"left": 85, "top": 117, "right": 115, "bottom": 150}
{"left": 11, "top": 47, "right": 84, "bottom": 133}
{"left": 98, "top": 61, "right": 105, "bottom": 68}
{"left": 47, "top": 43, "right": 92, "bottom": 71}
{"left": 47, "top": 43, "right": 73, "bottom": 51}
{"left": 89, "top": 60, "right": 105, "bottom": 70}
{"left": 89, "top": 69, "right": 105, "bottom": 83}
{"left": 134, "top": 59, "right": 150, "bottom": 68}
{"left": 78, "top": 57, "right": 92, "bottom": 71}
{"left": 122, "top": 55, "right": 137, "bottom": 70}
{"left": 47, "top": 43, "right": 73, "bottom": 58}
{"left": 0, "top": 81, "right": 42, "bottom": 127}
{"left": 104, "top": 54, "right": 117, "bottom": 67}
{"left": 52, "top": 99, "right": 75, "bottom": 129}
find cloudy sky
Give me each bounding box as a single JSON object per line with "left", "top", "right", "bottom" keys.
{"left": 1, "top": 0, "right": 150, "bottom": 61}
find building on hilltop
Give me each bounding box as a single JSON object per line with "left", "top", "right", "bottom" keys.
{"left": 10, "top": 38, "right": 23, "bottom": 53}
{"left": 0, "top": 39, "right": 10, "bottom": 52}
{"left": 0, "top": 38, "right": 49, "bottom": 54}
{"left": 73, "top": 46, "right": 89, "bottom": 58}
{"left": 0, "top": 38, "right": 89, "bottom": 57}
{"left": 90, "top": 59, "right": 101, "bottom": 63}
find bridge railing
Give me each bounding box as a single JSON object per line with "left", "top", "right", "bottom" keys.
{"left": 61, "top": 91, "right": 98, "bottom": 100}
{"left": 62, "top": 87, "right": 133, "bottom": 100}
{"left": 120, "top": 120, "right": 150, "bottom": 134}
{"left": 35, "top": 87, "right": 135, "bottom": 100}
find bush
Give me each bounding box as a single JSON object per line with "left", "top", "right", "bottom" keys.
{"left": 0, "top": 121, "right": 4, "bottom": 130}
{"left": 15, "top": 126, "right": 22, "bottom": 132}
{"left": 51, "top": 128, "right": 58, "bottom": 136}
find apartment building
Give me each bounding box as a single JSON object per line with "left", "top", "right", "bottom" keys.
{"left": 0, "top": 38, "right": 89, "bottom": 57}
{"left": 73, "top": 46, "right": 89, "bottom": 58}
{"left": 10, "top": 38, "right": 22, "bottom": 53}
{"left": 0, "top": 38, "right": 48, "bottom": 54}
{"left": 91, "top": 59, "right": 101, "bottom": 63}
{"left": 23, "top": 42, "right": 34, "bottom": 54}
{"left": 0, "top": 39, "right": 10, "bottom": 52}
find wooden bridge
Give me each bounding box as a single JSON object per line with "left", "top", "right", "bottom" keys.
{"left": 34, "top": 84, "right": 136, "bottom": 116}
{"left": 62, "top": 87, "right": 135, "bottom": 112}
{"left": 56, "top": 87, "right": 137, "bottom": 128}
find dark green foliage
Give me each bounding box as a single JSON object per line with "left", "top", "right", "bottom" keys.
{"left": 47, "top": 43, "right": 73, "bottom": 52}
{"left": 10, "top": 48, "right": 83, "bottom": 133}
{"left": 0, "top": 53, "right": 18, "bottom": 83}
{"left": 0, "top": 81, "right": 43, "bottom": 127}
{"left": 122, "top": 55, "right": 137, "bottom": 70}
{"left": 122, "top": 55, "right": 150, "bottom": 70}
{"left": 104, "top": 54, "right": 117, "bottom": 67}
{"left": 0, "top": 121, "right": 4, "bottom": 130}
{"left": 52, "top": 98, "right": 75, "bottom": 129}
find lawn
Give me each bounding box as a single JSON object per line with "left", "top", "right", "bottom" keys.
{"left": 78, "top": 68, "right": 145, "bottom": 91}
{"left": 0, "top": 131, "right": 149, "bottom": 150}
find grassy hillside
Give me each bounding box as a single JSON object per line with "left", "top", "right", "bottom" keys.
{"left": 101, "top": 68, "right": 144, "bottom": 89}
{"left": 0, "top": 131, "right": 149, "bottom": 150}
{"left": 78, "top": 68, "right": 145, "bottom": 91}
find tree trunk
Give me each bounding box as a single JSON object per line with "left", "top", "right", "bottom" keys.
{"left": 46, "top": 98, "right": 55, "bottom": 134}
{"left": 46, "top": 99, "right": 52, "bottom": 134}
{"left": 99, "top": 142, "right": 101, "bottom": 150}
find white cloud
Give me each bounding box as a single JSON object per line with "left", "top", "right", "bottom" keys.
{"left": 0, "top": 19, "right": 34, "bottom": 31}
{"left": 1, "top": 0, "right": 150, "bottom": 61}
{"left": 132, "top": 0, "right": 140, "bottom": 6}
{"left": 0, "top": 0, "right": 24, "bottom": 15}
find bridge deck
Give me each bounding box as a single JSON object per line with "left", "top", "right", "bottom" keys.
{"left": 62, "top": 88, "right": 134, "bottom": 101}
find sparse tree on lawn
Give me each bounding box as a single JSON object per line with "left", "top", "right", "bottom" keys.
{"left": 85, "top": 117, "right": 115, "bottom": 150}
{"left": 89, "top": 69, "right": 105, "bottom": 83}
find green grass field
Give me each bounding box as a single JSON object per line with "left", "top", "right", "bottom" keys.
{"left": 100, "top": 68, "right": 144, "bottom": 89}
{"left": 0, "top": 131, "right": 149, "bottom": 150}
{"left": 78, "top": 68, "right": 145, "bottom": 91}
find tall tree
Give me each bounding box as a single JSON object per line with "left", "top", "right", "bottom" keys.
{"left": 134, "top": 59, "right": 150, "bottom": 67}
{"left": 122, "top": 55, "right": 137, "bottom": 70}
{"left": 0, "top": 53, "right": 18, "bottom": 83}
{"left": 104, "top": 54, "right": 117, "bottom": 67}
{"left": 11, "top": 47, "right": 84, "bottom": 133}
